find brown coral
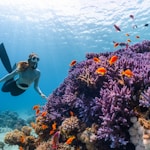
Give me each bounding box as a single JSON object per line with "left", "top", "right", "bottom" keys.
{"left": 59, "top": 116, "right": 79, "bottom": 137}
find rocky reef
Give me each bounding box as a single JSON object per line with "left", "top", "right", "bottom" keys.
{"left": 4, "top": 40, "right": 150, "bottom": 150}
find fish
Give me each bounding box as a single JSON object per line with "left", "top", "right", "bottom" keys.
{"left": 52, "top": 131, "right": 60, "bottom": 149}
{"left": 95, "top": 67, "right": 107, "bottom": 75}
{"left": 20, "top": 136, "right": 25, "bottom": 143}
{"left": 121, "top": 69, "right": 134, "bottom": 78}
{"left": 109, "top": 55, "right": 118, "bottom": 65}
{"left": 113, "top": 41, "right": 128, "bottom": 47}
{"left": 36, "top": 109, "right": 40, "bottom": 115}
{"left": 33, "top": 105, "right": 40, "bottom": 110}
{"left": 19, "top": 146, "right": 24, "bottom": 150}
{"left": 41, "top": 111, "right": 47, "bottom": 117}
{"left": 129, "top": 14, "right": 134, "bottom": 19}
{"left": 70, "top": 60, "right": 76, "bottom": 67}
{"left": 93, "top": 57, "right": 100, "bottom": 63}
{"left": 69, "top": 111, "right": 74, "bottom": 116}
{"left": 127, "top": 39, "right": 131, "bottom": 43}
{"left": 132, "top": 24, "right": 138, "bottom": 29}
{"left": 136, "top": 35, "right": 140, "bottom": 38}
{"left": 144, "top": 23, "right": 149, "bottom": 27}
{"left": 49, "top": 122, "right": 57, "bottom": 135}
{"left": 114, "top": 24, "right": 121, "bottom": 31}
{"left": 125, "top": 33, "right": 130, "bottom": 36}
{"left": 30, "top": 122, "right": 36, "bottom": 129}
{"left": 65, "top": 136, "right": 76, "bottom": 145}
{"left": 41, "top": 124, "right": 48, "bottom": 130}
{"left": 114, "top": 42, "right": 119, "bottom": 48}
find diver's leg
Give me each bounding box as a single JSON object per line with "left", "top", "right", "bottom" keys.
{"left": 1, "top": 79, "right": 15, "bottom": 92}
{"left": 1, "top": 79, "right": 26, "bottom": 96}
{"left": 0, "top": 43, "right": 12, "bottom": 73}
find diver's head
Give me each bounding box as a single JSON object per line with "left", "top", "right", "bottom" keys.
{"left": 28, "top": 53, "right": 40, "bottom": 69}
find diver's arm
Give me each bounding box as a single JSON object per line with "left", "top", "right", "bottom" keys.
{"left": 34, "top": 73, "right": 47, "bottom": 99}
{"left": 0, "top": 69, "right": 18, "bottom": 82}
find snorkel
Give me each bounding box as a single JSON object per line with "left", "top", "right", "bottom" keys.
{"left": 28, "top": 53, "right": 40, "bottom": 69}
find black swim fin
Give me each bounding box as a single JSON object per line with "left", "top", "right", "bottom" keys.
{"left": 0, "top": 43, "right": 12, "bottom": 73}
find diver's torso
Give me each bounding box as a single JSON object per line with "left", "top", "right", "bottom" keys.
{"left": 17, "top": 68, "right": 40, "bottom": 85}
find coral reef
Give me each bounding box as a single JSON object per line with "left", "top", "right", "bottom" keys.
{"left": 4, "top": 40, "right": 150, "bottom": 150}
{"left": 0, "top": 111, "right": 26, "bottom": 129}
{"left": 4, "top": 126, "right": 36, "bottom": 150}
{"left": 43, "top": 40, "right": 150, "bottom": 149}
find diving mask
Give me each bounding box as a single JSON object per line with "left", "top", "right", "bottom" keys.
{"left": 30, "top": 56, "right": 40, "bottom": 63}
{"left": 29, "top": 53, "right": 40, "bottom": 63}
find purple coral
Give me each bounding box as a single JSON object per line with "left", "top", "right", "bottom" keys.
{"left": 44, "top": 40, "right": 150, "bottom": 149}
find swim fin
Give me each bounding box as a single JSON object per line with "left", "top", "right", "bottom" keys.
{"left": 0, "top": 43, "right": 12, "bottom": 73}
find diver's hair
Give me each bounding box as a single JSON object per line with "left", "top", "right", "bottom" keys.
{"left": 17, "top": 61, "right": 29, "bottom": 72}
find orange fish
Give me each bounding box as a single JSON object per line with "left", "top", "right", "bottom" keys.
{"left": 122, "top": 69, "right": 134, "bottom": 78}
{"left": 114, "top": 42, "right": 119, "bottom": 48}
{"left": 69, "top": 111, "right": 74, "bottom": 116}
{"left": 125, "top": 33, "right": 130, "bottom": 36}
{"left": 95, "top": 67, "right": 107, "bottom": 75}
{"left": 41, "top": 124, "right": 48, "bottom": 130}
{"left": 65, "top": 136, "right": 75, "bottom": 145}
{"left": 93, "top": 57, "right": 100, "bottom": 63}
{"left": 20, "top": 136, "right": 25, "bottom": 143}
{"left": 136, "top": 35, "right": 140, "bottom": 38}
{"left": 70, "top": 60, "right": 76, "bottom": 67}
{"left": 41, "top": 111, "right": 47, "bottom": 117}
{"left": 50, "top": 130, "right": 55, "bottom": 135}
{"left": 49, "top": 122, "right": 57, "bottom": 135}
{"left": 30, "top": 122, "right": 36, "bottom": 129}
{"left": 127, "top": 39, "right": 131, "bottom": 43}
{"left": 52, "top": 122, "right": 57, "bottom": 130}
{"left": 109, "top": 55, "right": 118, "bottom": 65}
{"left": 33, "top": 105, "right": 40, "bottom": 110}
{"left": 19, "top": 146, "right": 24, "bottom": 150}
{"left": 36, "top": 109, "right": 40, "bottom": 115}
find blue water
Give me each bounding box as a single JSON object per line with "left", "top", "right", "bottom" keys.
{"left": 0, "top": 0, "right": 150, "bottom": 114}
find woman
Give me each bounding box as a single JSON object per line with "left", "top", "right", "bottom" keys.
{"left": 0, "top": 51, "right": 47, "bottom": 99}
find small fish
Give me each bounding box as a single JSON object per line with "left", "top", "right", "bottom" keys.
{"left": 113, "top": 41, "right": 128, "bottom": 47}
{"left": 33, "top": 105, "right": 40, "bottom": 110}
{"left": 109, "top": 55, "right": 118, "bottom": 66}
{"left": 50, "top": 130, "right": 55, "bottom": 135}
{"left": 20, "top": 136, "right": 25, "bottom": 143}
{"left": 95, "top": 67, "right": 107, "bottom": 75}
{"left": 114, "top": 24, "right": 121, "bottom": 31}
{"left": 93, "top": 57, "right": 100, "bottom": 63}
{"left": 114, "top": 42, "right": 119, "bottom": 48}
{"left": 19, "top": 146, "right": 24, "bottom": 150}
{"left": 70, "top": 60, "right": 76, "bottom": 67}
{"left": 127, "top": 39, "right": 131, "bottom": 43}
{"left": 52, "top": 122, "right": 57, "bottom": 131}
{"left": 144, "top": 23, "right": 149, "bottom": 27}
{"left": 122, "top": 69, "right": 134, "bottom": 78}
{"left": 136, "top": 35, "right": 140, "bottom": 38}
{"left": 41, "top": 111, "right": 47, "bottom": 117}
{"left": 129, "top": 14, "right": 134, "bottom": 19}
{"left": 52, "top": 131, "right": 60, "bottom": 149}
{"left": 69, "top": 111, "right": 74, "bottom": 116}
{"left": 65, "top": 136, "right": 76, "bottom": 145}
{"left": 125, "top": 33, "right": 130, "bottom": 36}
{"left": 36, "top": 109, "right": 40, "bottom": 115}
{"left": 41, "top": 124, "right": 48, "bottom": 130}
{"left": 132, "top": 24, "right": 138, "bottom": 29}
{"left": 30, "top": 122, "right": 36, "bottom": 129}
{"left": 49, "top": 122, "right": 57, "bottom": 135}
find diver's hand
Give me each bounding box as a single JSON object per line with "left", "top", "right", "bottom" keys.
{"left": 40, "top": 93, "right": 48, "bottom": 100}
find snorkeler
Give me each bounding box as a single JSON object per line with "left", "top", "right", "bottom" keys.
{"left": 0, "top": 43, "right": 47, "bottom": 99}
